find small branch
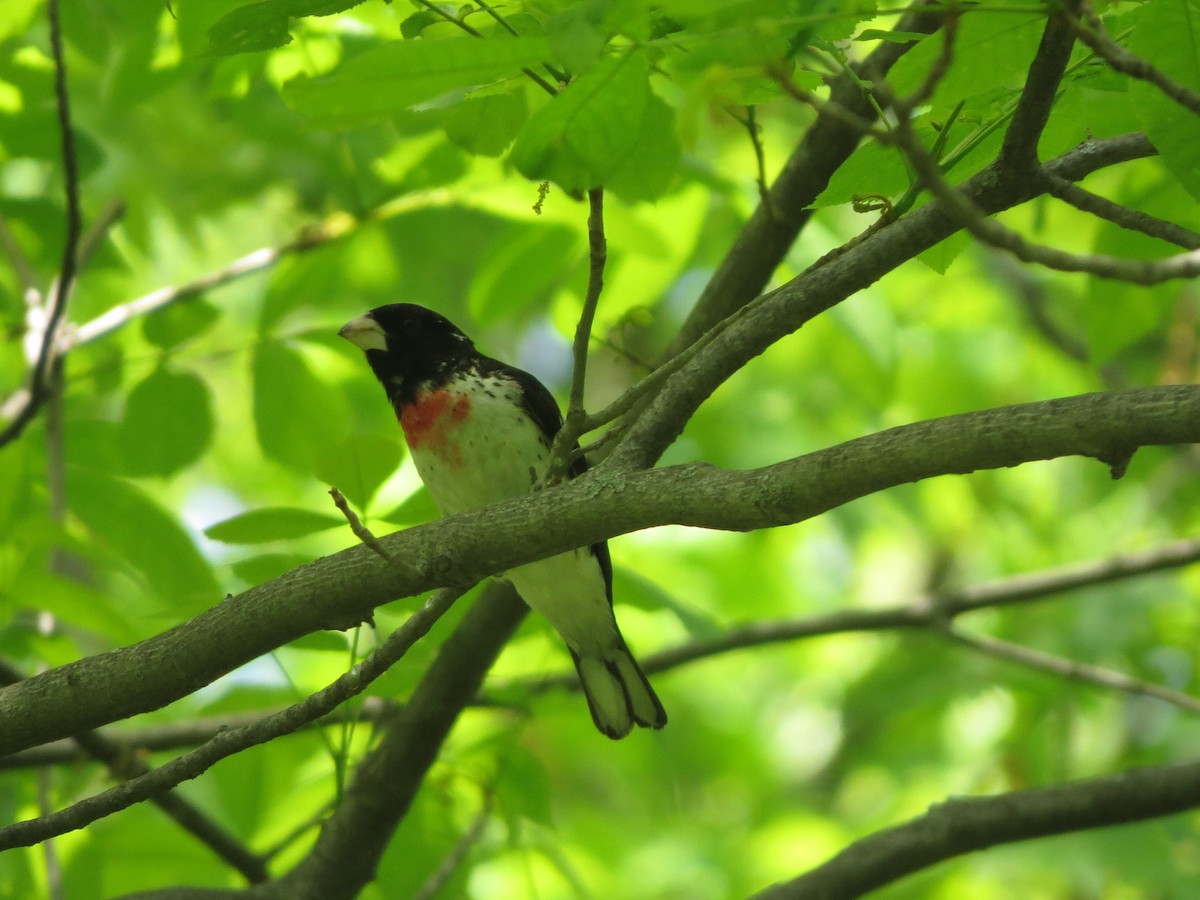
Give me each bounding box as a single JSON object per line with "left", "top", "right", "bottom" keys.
{"left": 570, "top": 188, "right": 606, "bottom": 417}
{"left": 753, "top": 757, "right": 1200, "bottom": 899}
{"left": 1070, "top": 1, "right": 1200, "bottom": 116}
{"left": 474, "top": 0, "right": 569, "bottom": 84}
{"left": 330, "top": 487, "right": 418, "bottom": 579}
{"left": 0, "top": 698, "right": 397, "bottom": 770}
{"left": 935, "top": 621, "right": 1200, "bottom": 715}
{"left": 508, "top": 536, "right": 1200, "bottom": 699}
{"left": 545, "top": 188, "right": 606, "bottom": 482}
{"left": 1042, "top": 176, "right": 1200, "bottom": 250}
{"left": 60, "top": 189, "right": 452, "bottom": 352}
{"left": 0, "top": 585, "right": 468, "bottom": 852}
{"left": 73, "top": 197, "right": 125, "bottom": 269}
{"left": 730, "top": 105, "right": 773, "bottom": 218}
{"left": 887, "top": 101, "right": 1200, "bottom": 284}
{"left": 0, "top": 0, "right": 83, "bottom": 450}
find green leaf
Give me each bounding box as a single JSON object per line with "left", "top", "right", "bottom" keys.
{"left": 510, "top": 50, "right": 652, "bottom": 193}
{"left": 205, "top": 507, "right": 345, "bottom": 544}
{"left": 314, "top": 433, "right": 405, "bottom": 511}
{"left": 468, "top": 223, "right": 580, "bottom": 324}
{"left": 377, "top": 488, "right": 439, "bottom": 526}
{"left": 142, "top": 298, "right": 221, "bottom": 350}
{"left": 443, "top": 88, "right": 529, "bottom": 157}
{"left": 252, "top": 340, "right": 351, "bottom": 472}
{"left": 399, "top": 11, "right": 438, "bottom": 40}
{"left": 67, "top": 469, "right": 220, "bottom": 608}
{"left": 206, "top": 0, "right": 367, "bottom": 56}
{"left": 496, "top": 745, "right": 553, "bottom": 826}
{"left": 1127, "top": 0, "right": 1200, "bottom": 200}
{"left": 605, "top": 92, "right": 680, "bottom": 202}
{"left": 288, "top": 631, "right": 352, "bottom": 651}
{"left": 118, "top": 366, "right": 215, "bottom": 478}
{"left": 282, "top": 34, "right": 554, "bottom": 127}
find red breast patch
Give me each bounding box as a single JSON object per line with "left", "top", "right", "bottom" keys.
{"left": 400, "top": 389, "right": 472, "bottom": 462}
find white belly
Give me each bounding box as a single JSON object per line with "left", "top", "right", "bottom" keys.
{"left": 402, "top": 378, "right": 620, "bottom": 655}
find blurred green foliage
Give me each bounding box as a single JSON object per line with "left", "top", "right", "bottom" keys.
{"left": 2, "top": 0, "right": 1200, "bottom": 897}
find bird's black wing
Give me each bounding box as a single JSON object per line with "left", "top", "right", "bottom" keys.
{"left": 479, "top": 355, "right": 615, "bottom": 603}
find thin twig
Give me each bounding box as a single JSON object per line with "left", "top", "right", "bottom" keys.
{"left": 474, "top": 0, "right": 569, "bottom": 84}
{"left": 330, "top": 487, "right": 419, "bottom": 579}
{"left": 1069, "top": 1, "right": 1200, "bottom": 116}
{"left": 0, "top": 698, "right": 397, "bottom": 770}
{"left": 508, "top": 537, "right": 1200, "bottom": 720}
{"left": 1043, "top": 176, "right": 1200, "bottom": 250}
{"left": 884, "top": 93, "right": 1200, "bottom": 284}
{"left": 545, "top": 188, "right": 606, "bottom": 482}
{"left": 73, "top": 198, "right": 125, "bottom": 269}
{"left": 60, "top": 189, "right": 452, "bottom": 352}
{"left": 935, "top": 621, "right": 1200, "bottom": 714}
{"left": 0, "top": 0, "right": 82, "bottom": 450}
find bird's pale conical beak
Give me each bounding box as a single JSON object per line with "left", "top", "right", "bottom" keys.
{"left": 338, "top": 315, "right": 387, "bottom": 352}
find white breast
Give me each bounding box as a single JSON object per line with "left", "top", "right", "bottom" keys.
{"left": 399, "top": 372, "right": 621, "bottom": 656}
{"left": 401, "top": 373, "right": 549, "bottom": 514}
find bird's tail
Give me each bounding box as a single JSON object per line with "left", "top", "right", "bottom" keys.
{"left": 572, "top": 644, "right": 667, "bottom": 740}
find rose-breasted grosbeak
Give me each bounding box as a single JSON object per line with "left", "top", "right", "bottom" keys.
{"left": 339, "top": 303, "right": 666, "bottom": 739}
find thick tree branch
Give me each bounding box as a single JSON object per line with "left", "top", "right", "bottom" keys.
{"left": 666, "top": 1, "right": 944, "bottom": 356}
{"left": 606, "top": 132, "right": 1156, "bottom": 470}
{"left": 0, "top": 384, "right": 1197, "bottom": 758}
{"left": 752, "top": 757, "right": 1200, "bottom": 899}
{"left": 997, "top": 0, "right": 1080, "bottom": 172}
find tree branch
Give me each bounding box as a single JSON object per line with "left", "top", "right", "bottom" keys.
{"left": 0, "top": 699, "right": 396, "bottom": 770}
{"left": 1043, "top": 176, "right": 1200, "bottom": 250}
{"left": 1, "top": 384, "right": 1197, "bottom": 758}
{"left": 514, "top": 536, "right": 1200, "bottom": 705}
{"left": 59, "top": 190, "right": 452, "bottom": 353}
{"left": 606, "top": 133, "right": 1156, "bottom": 470}
{"left": 0, "top": 0, "right": 83, "bottom": 450}
{"left": 0, "top": 586, "right": 469, "bottom": 852}
{"left": 1070, "top": 1, "right": 1200, "bottom": 116}
{"left": 997, "top": 0, "right": 1081, "bottom": 172}
{"left": 269, "top": 585, "right": 525, "bottom": 900}
{"left": 752, "top": 757, "right": 1200, "bottom": 899}
{"left": 665, "top": 0, "right": 945, "bottom": 357}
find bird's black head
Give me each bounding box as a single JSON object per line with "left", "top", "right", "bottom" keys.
{"left": 339, "top": 303, "right": 476, "bottom": 405}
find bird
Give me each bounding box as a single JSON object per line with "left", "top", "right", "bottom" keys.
{"left": 339, "top": 303, "right": 666, "bottom": 739}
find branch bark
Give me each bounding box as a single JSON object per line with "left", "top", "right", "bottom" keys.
{"left": 1, "top": 383, "right": 1197, "bottom": 758}
{"left": 606, "top": 132, "right": 1156, "bottom": 470}
{"left": 753, "top": 758, "right": 1200, "bottom": 899}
